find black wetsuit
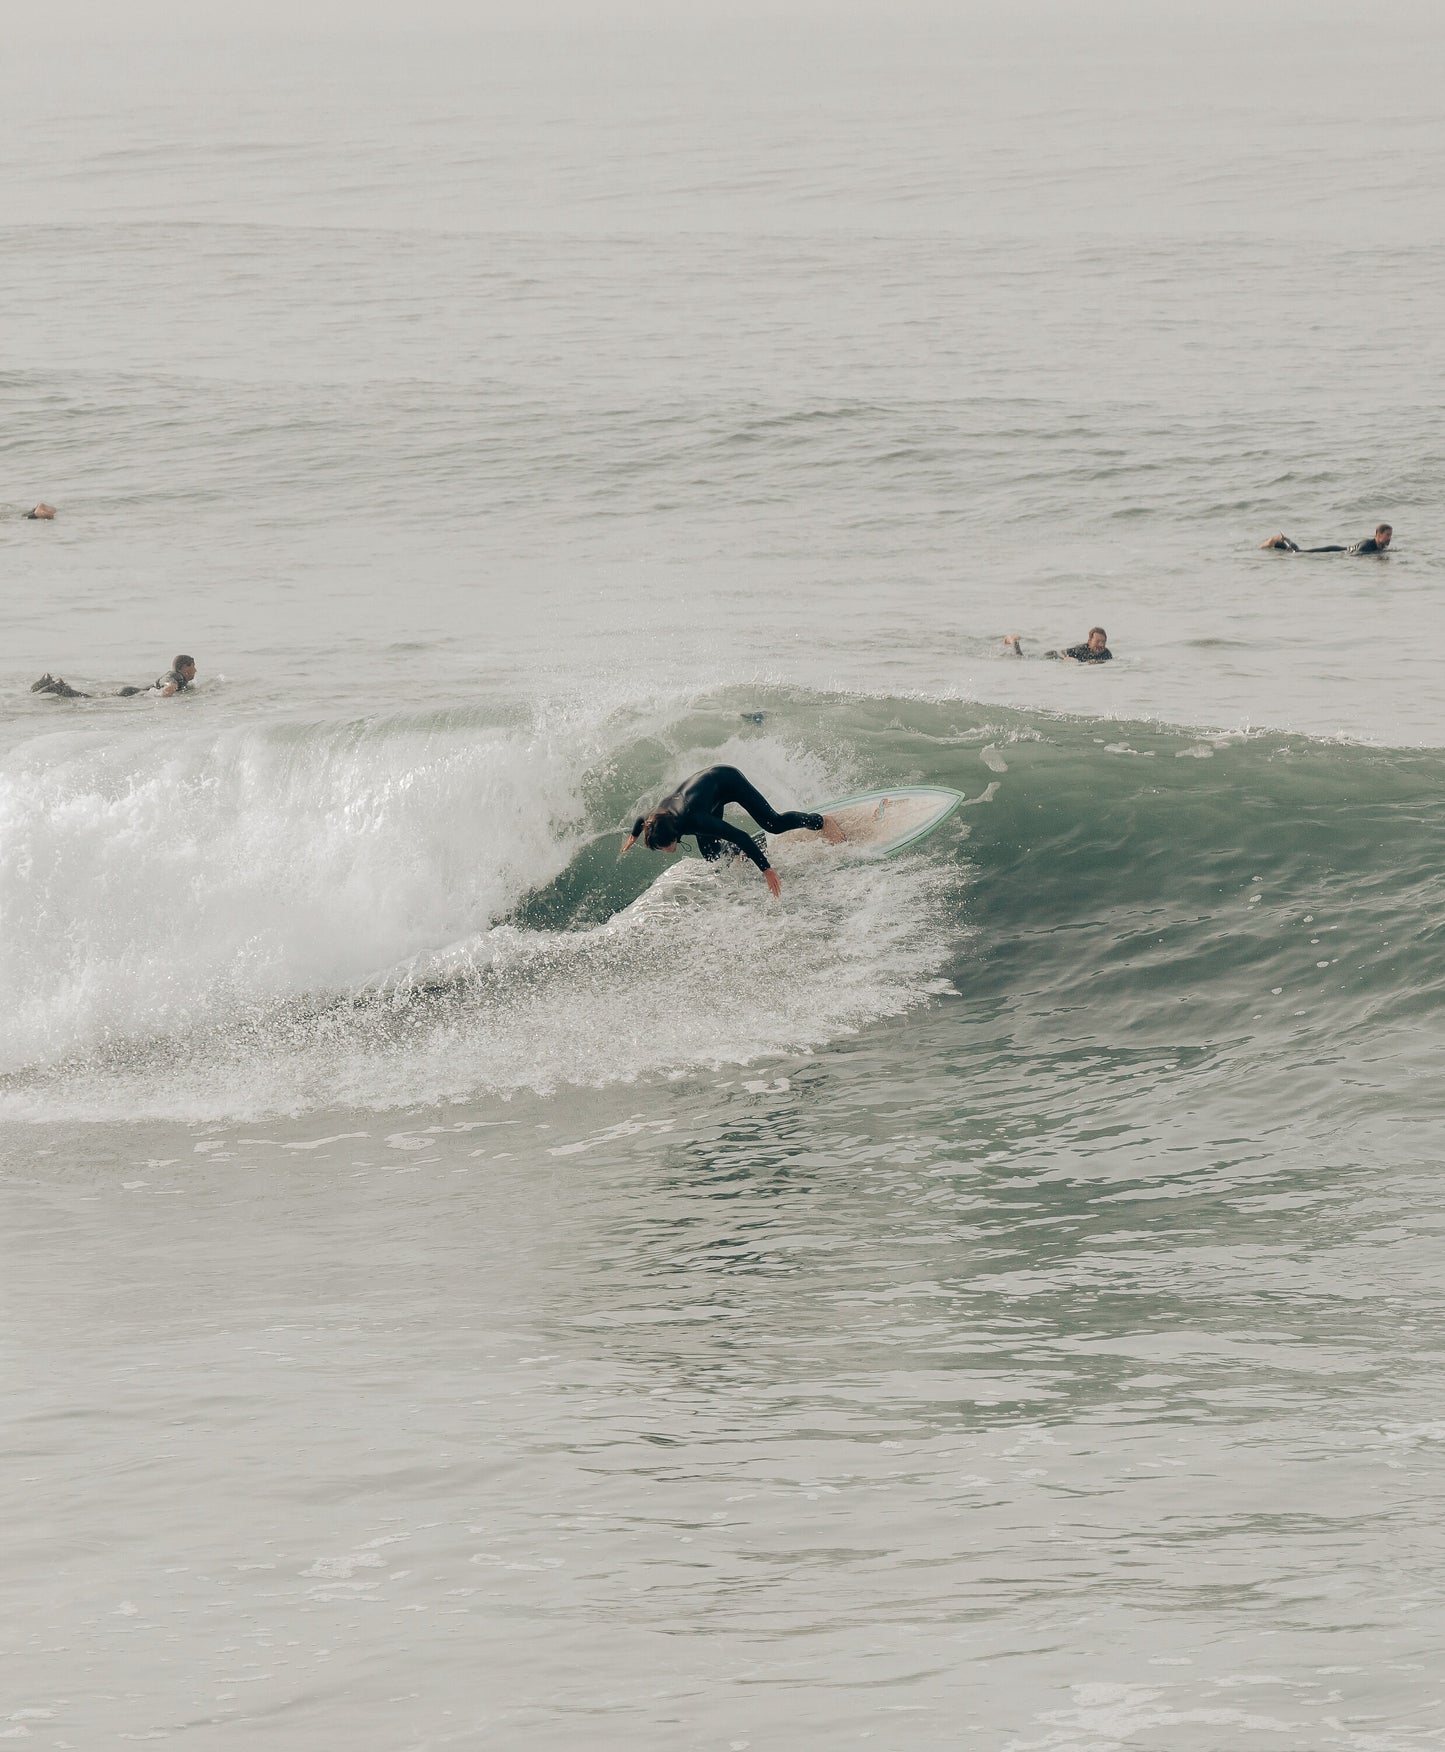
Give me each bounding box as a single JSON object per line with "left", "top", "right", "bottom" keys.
{"left": 1270, "top": 535, "right": 1389, "bottom": 555}
{"left": 1058, "top": 643, "right": 1112, "bottom": 663}
{"left": 644, "top": 766, "right": 824, "bottom": 872}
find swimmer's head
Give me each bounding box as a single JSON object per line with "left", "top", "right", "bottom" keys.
{"left": 173, "top": 655, "right": 197, "bottom": 682}
{"left": 1375, "top": 524, "right": 1393, "bottom": 547}
{"left": 1087, "top": 626, "right": 1108, "bottom": 653}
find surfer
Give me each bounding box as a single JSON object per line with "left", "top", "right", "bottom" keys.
{"left": 622, "top": 765, "right": 845, "bottom": 897}
{"left": 1004, "top": 629, "right": 1112, "bottom": 662}
{"left": 24, "top": 503, "right": 56, "bottom": 520}
{"left": 1260, "top": 523, "right": 1392, "bottom": 555}
{"left": 32, "top": 654, "right": 197, "bottom": 701}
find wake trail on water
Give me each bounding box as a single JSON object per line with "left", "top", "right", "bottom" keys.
{"left": 1, "top": 688, "right": 1441, "bottom": 1123}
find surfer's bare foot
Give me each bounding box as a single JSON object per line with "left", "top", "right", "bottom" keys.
{"left": 820, "top": 814, "right": 846, "bottom": 844}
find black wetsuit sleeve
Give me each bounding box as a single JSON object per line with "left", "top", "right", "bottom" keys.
{"left": 688, "top": 814, "right": 772, "bottom": 870}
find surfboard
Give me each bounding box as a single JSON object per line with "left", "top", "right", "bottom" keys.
{"left": 770, "top": 785, "right": 965, "bottom": 859}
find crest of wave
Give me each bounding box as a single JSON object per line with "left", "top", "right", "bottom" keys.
{"left": 0, "top": 710, "right": 590, "bottom": 1082}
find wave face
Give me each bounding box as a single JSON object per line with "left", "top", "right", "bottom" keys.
{"left": 1, "top": 689, "right": 1441, "bottom": 1122}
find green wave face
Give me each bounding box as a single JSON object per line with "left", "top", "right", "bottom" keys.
{"left": 538, "top": 686, "right": 1443, "bottom": 981}
{"left": 542, "top": 686, "right": 1445, "bottom": 1102}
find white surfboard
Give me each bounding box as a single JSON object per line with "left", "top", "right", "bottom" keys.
{"left": 771, "top": 786, "right": 965, "bottom": 859}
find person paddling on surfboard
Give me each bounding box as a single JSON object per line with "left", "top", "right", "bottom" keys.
{"left": 1260, "top": 523, "right": 1392, "bottom": 555}
{"left": 1003, "top": 627, "right": 1113, "bottom": 662}
{"left": 621, "top": 765, "right": 846, "bottom": 897}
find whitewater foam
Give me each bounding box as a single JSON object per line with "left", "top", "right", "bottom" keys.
{"left": 0, "top": 701, "right": 964, "bottom": 1121}
{"left": 0, "top": 707, "right": 593, "bottom": 1077}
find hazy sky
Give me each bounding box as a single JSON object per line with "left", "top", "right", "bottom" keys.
{"left": 3, "top": 0, "right": 1434, "bottom": 33}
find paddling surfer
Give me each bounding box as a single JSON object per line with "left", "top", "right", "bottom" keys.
{"left": 32, "top": 654, "right": 198, "bottom": 700}
{"left": 1260, "top": 523, "right": 1392, "bottom": 555}
{"left": 1004, "top": 628, "right": 1113, "bottom": 662}
{"left": 622, "top": 765, "right": 845, "bottom": 897}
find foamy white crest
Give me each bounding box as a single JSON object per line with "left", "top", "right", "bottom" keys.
{"left": 0, "top": 711, "right": 590, "bottom": 1077}
{"left": 11, "top": 851, "right": 958, "bottom": 1122}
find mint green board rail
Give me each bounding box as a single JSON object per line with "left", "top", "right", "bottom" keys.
{"left": 771, "top": 785, "right": 966, "bottom": 859}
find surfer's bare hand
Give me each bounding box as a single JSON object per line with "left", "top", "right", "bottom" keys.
{"left": 820, "top": 814, "right": 846, "bottom": 844}
{"left": 765, "top": 869, "right": 783, "bottom": 898}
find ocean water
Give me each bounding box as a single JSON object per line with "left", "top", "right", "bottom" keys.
{"left": 4, "top": 14, "right": 1445, "bottom": 1749}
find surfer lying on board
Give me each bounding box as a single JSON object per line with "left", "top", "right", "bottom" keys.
{"left": 1260, "top": 523, "right": 1392, "bottom": 555}
{"left": 622, "top": 765, "right": 846, "bottom": 897}
{"left": 1003, "top": 628, "right": 1112, "bottom": 663}
{"left": 32, "top": 655, "right": 198, "bottom": 701}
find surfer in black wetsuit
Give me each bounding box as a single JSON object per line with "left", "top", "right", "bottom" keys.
{"left": 1004, "top": 628, "right": 1112, "bottom": 662}
{"left": 1260, "top": 523, "right": 1392, "bottom": 555}
{"left": 621, "top": 765, "right": 845, "bottom": 897}
{"left": 32, "top": 654, "right": 197, "bottom": 701}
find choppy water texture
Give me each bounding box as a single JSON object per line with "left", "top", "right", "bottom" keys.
{"left": 3, "top": 13, "right": 1445, "bottom": 1749}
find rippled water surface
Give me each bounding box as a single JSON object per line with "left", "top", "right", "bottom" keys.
{"left": 3, "top": 13, "right": 1444, "bottom": 1749}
